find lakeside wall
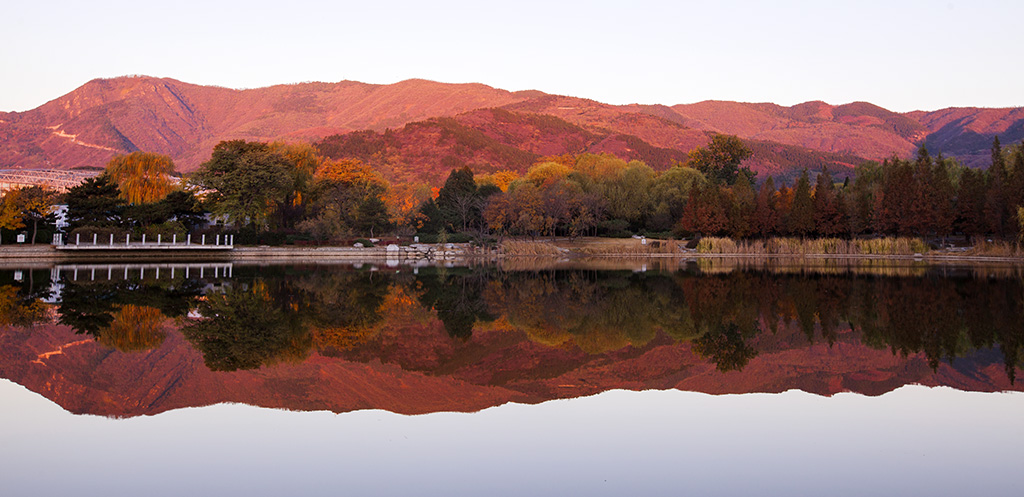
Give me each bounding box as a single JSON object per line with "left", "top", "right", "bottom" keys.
{"left": 4, "top": 243, "right": 1024, "bottom": 265}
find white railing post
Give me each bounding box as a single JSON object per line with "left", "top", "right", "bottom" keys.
{"left": 93, "top": 233, "right": 97, "bottom": 245}
{"left": 157, "top": 234, "right": 161, "bottom": 245}
{"left": 202, "top": 234, "right": 206, "bottom": 245}
{"left": 126, "top": 234, "right": 130, "bottom": 246}
{"left": 142, "top": 234, "right": 146, "bottom": 245}
{"left": 172, "top": 234, "right": 176, "bottom": 245}
{"left": 109, "top": 234, "right": 113, "bottom": 246}
{"left": 216, "top": 234, "right": 220, "bottom": 246}
{"left": 187, "top": 234, "right": 191, "bottom": 245}
{"left": 76, "top": 234, "right": 80, "bottom": 245}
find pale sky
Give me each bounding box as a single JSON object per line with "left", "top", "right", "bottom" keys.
{"left": 2, "top": 0, "right": 1021, "bottom": 113}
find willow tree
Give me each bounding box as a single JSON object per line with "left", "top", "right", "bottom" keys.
{"left": 105, "top": 152, "right": 177, "bottom": 204}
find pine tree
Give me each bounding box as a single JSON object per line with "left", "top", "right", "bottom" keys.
{"left": 753, "top": 177, "right": 779, "bottom": 238}
{"left": 789, "top": 169, "right": 814, "bottom": 238}
{"left": 65, "top": 175, "right": 125, "bottom": 229}
{"left": 956, "top": 168, "right": 987, "bottom": 242}
{"left": 813, "top": 168, "right": 843, "bottom": 236}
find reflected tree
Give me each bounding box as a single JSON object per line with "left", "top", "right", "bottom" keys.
{"left": 183, "top": 281, "right": 310, "bottom": 371}
{"left": 416, "top": 267, "right": 495, "bottom": 339}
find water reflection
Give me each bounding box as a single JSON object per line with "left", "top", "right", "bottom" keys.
{"left": 1, "top": 260, "right": 1022, "bottom": 417}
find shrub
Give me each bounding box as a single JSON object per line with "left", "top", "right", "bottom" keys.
{"left": 137, "top": 221, "right": 186, "bottom": 240}
{"left": 69, "top": 226, "right": 130, "bottom": 244}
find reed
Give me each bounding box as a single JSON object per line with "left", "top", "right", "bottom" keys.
{"left": 854, "top": 237, "right": 929, "bottom": 255}
{"left": 694, "top": 236, "right": 930, "bottom": 256}
{"left": 500, "top": 240, "right": 566, "bottom": 256}
{"left": 964, "top": 240, "right": 1022, "bottom": 257}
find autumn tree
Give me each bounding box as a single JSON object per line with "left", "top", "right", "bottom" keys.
{"left": 925, "top": 159, "right": 956, "bottom": 240}
{"left": 105, "top": 152, "right": 177, "bottom": 204}
{"left": 752, "top": 177, "right": 779, "bottom": 237}
{"left": 586, "top": 160, "right": 652, "bottom": 231}
{"left": 812, "top": 168, "right": 845, "bottom": 236}
{"left": 956, "top": 168, "right": 987, "bottom": 242}
{"left": 985, "top": 137, "right": 1010, "bottom": 236}
{"left": 726, "top": 173, "right": 756, "bottom": 238}
{"left": 648, "top": 166, "right": 705, "bottom": 232}
{"left": 301, "top": 158, "right": 393, "bottom": 239}
{"left": 847, "top": 162, "right": 882, "bottom": 235}
{"left": 685, "top": 134, "right": 754, "bottom": 185}
{"left": 679, "top": 183, "right": 728, "bottom": 236}
{"left": 788, "top": 169, "right": 815, "bottom": 237}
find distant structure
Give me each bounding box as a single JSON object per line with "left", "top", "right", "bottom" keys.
{"left": 0, "top": 169, "right": 101, "bottom": 194}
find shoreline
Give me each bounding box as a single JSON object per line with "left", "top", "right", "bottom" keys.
{"left": 3, "top": 244, "right": 1024, "bottom": 265}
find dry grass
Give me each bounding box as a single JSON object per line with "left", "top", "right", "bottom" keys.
{"left": 963, "top": 240, "right": 1024, "bottom": 257}
{"left": 500, "top": 240, "right": 567, "bottom": 256}
{"left": 695, "top": 237, "right": 930, "bottom": 256}
{"left": 568, "top": 238, "right": 681, "bottom": 255}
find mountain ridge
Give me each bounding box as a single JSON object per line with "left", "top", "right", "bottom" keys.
{"left": 2, "top": 76, "right": 1022, "bottom": 181}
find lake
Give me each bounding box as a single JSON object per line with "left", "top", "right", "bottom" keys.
{"left": 1, "top": 259, "right": 1022, "bottom": 496}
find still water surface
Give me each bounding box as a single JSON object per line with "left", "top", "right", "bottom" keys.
{"left": 0, "top": 260, "right": 1022, "bottom": 496}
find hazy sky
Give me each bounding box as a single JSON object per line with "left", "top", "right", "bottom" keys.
{"left": 2, "top": 0, "right": 1021, "bottom": 113}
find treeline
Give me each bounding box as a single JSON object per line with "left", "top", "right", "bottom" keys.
{"left": 418, "top": 136, "right": 1024, "bottom": 242}
{"left": 43, "top": 143, "right": 426, "bottom": 245}
{"left": 7, "top": 133, "right": 1024, "bottom": 246}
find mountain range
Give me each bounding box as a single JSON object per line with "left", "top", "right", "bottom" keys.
{"left": 2, "top": 76, "right": 1022, "bottom": 184}
{"left": 2, "top": 316, "right": 1017, "bottom": 418}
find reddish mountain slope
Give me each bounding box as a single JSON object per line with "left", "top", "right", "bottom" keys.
{"left": 315, "top": 107, "right": 701, "bottom": 185}
{"left": 651, "top": 100, "right": 929, "bottom": 160}
{"left": 912, "top": 107, "right": 1024, "bottom": 167}
{"left": 2, "top": 76, "right": 1022, "bottom": 179}
{"left": 316, "top": 105, "right": 865, "bottom": 185}
{"left": 0, "top": 76, "right": 529, "bottom": 171}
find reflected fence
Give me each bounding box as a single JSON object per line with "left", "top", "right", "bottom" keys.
{"left": 54, "top": 262, "right": 235, "bottom": 282}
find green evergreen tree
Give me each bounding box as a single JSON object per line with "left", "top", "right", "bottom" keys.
{"left": 192, "top": 140, "right": 293, "bottom": 230}
{"left": 65, "top": 175, "right": 125, "bottom": 229}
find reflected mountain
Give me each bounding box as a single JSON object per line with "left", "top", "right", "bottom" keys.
{"left": 0, "top": 261, "right": 1022, "bottom": 417}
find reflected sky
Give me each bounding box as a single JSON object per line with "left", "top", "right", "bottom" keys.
{"left": 2, "top": 379, "right": 1021, "bottom": 497}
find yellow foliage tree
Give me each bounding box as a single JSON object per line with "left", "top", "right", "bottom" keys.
{"left": 315, "top": 158, "right": 387, "bottom": 187}
{"left": 0, "top": 285, "right": 49, "bottom": 327}
{"left": 98, "top": 304, "right": 167, "bottom": 352}
{"left": 0, "top": 187, "right": 57, "bottom": 243}
{"left": 476, "top": 170, "right": 520, "bottom": 192}
{"left": 525, "top": 162, "right": 573, "bottom": 187}
{"left": 105, "top": 152, "right": 177, "bottom": 204}
{"left": 0, "top": 190, "right": 27, "bottom": 232}
{"left": 387, "top": 182, "right": 433, "bottom": 234}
